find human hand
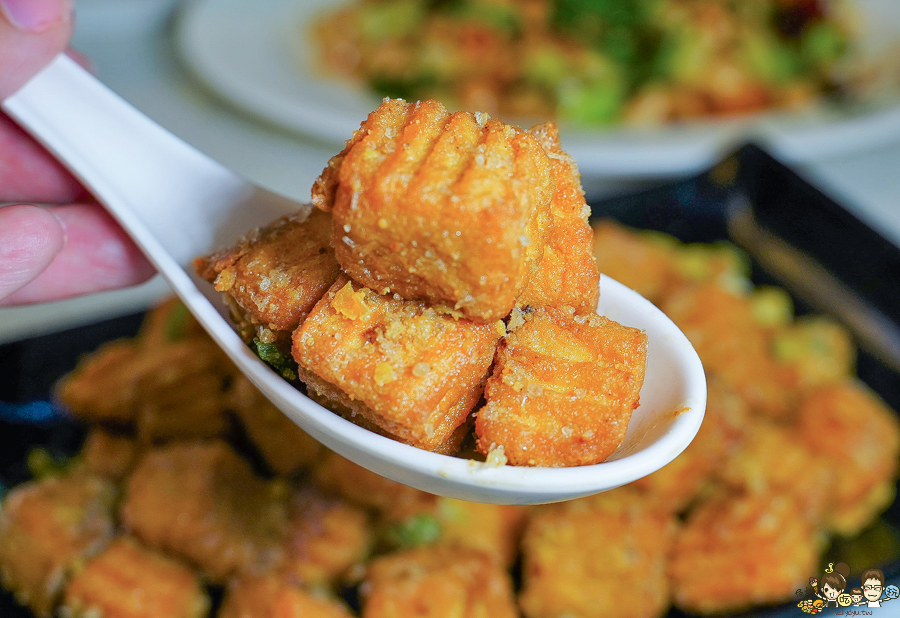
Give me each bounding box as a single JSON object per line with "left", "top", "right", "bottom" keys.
{"left": 0, "top": 0, "right": 154, "bottom": 305}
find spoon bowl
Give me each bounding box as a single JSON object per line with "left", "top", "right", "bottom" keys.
{"left": 3, "top": 55, "right": 706, "bottom": 504}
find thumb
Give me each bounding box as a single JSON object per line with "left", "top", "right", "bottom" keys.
{"left": 0, "top": 204, "right": 66, "bottom": 300}
{"left": 0, "top": 0, "right": 73, "bottom": 100}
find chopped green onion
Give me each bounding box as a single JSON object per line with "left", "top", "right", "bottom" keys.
{"left": 384, "top": 514, "right": 443, "bottom": 548}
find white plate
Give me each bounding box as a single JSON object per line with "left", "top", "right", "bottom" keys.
{"left": 175, "top": 0, "right": 900, "bottom": 177}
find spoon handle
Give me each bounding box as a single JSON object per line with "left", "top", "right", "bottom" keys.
{"left": 2, "top": 54, "right": 249, "bottom": 266}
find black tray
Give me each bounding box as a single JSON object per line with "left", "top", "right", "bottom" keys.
{"left": 2, "top": 145, "right": 899, "bottom": 617}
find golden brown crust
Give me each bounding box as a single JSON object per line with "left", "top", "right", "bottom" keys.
{"left": 219, "top": 575, "right": 354, "bottom": 618}
{"left": 311, "top": 118, "right": 370, "bottom": 213}
{"left": 380, "top": 497, "right": 528, "bottom": 567}
{"left": 669, "top": 490, "right": 825, "bottom": 614}
{"left": 315, "top": 98, "right": 553, "bottom": 322}
{"left": 194, "top": 208, "right": 341, "bottom": 338}
{"left": 131, "top": 339, "right": 233, "bottom": 443}
{"left": 228, "top": 374, "right": 325, "bottom": 476}
{"left": 362, "top": 546, "right": 518, "bottom": 618}
{"left": 519, "top": 489, "right": 675, "bottom": 618}
{"left": 0, "top": 473, "right": 116, "bottom": 618}
{"left": 518, "top": 123, "right": 599, "bottom": 314}
{"left": 55, "top": 339, "right": 148, "bottom": 425}
{"left": 795, "top": 381, "right": 900, "bottom": 536}
{"left": 475, "top": 306, "right": 647, "bottom": 467}
{"left": 122, "top": 441, "right": 287, "bottom": 583}
{"left": 275, "top": 488, "right": 372, "bottom": 589}
{"left": 79, "top": 429, "right": 140, "bottom": 481}
{"left": 312, "top": 452, "right": 433, "bottom": 514}
{"left": 61, "top": 536, "right": 209, "bottom": 618}
{"left": 303, "top": 373, "right": 474, "bottom": 456}
{"left": 55, "top": 336, "right": 234, "bottom": 441}
{"left": 630, "top": 377, "right": 748, "bottom": 513}
{"left": 661, "top": 283, "right": 794, "bottom": 420}
{"left": 293, "top": 275, "right": 499, "bottom": 452}
{"left": 592, "top": 220, "right": 679, "bottom": 304}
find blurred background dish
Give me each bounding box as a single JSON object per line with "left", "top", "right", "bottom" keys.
{"left": 175, "top": 0, "right": 900, "bottom": 177}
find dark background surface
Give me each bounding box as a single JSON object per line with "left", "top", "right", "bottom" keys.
{"left": 1, "top": 145, "right": 899, "bottom": 617}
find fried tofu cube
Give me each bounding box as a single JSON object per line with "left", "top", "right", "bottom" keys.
{"left": 362, "top": 546, "right": 518, "bottom": 618}
{"left": 219, "top": 575, "right": 354, "bottom": 618}
{"left": 122, "top": 441, "right": 287, "bottom": 582}
{"left": 293, "top": 275, "right": 499, "bottom": 452}
{"left": 79, "top": 429, "right": 139, "bottom": 481}
{"left": 475, "top": 306, "right": 647, "bottom": 467}
{"left": 131, "top": 339, "right": 233, "bottom": 442}
{"left": 55, "top": 339, "right": 151, "bottom": 424}
{"left": 305, "top": 388, "right": 473, "bottom": 455}
{"left": 313, "top": 452, "right": 434, "bottom": 514}
{"left": 661, "top": 283, "right": 794, "bottom": 419}
{"left": 276, "top": 488, "right": 372, "bottom": 588}
{"left": 194, "top": 207, "right": 340, "bottom": 349}
{"left": 229, "top": 374, "right": 325, "bottom": 476}
{"left": 592, "top": 220, "right": 679, "bottom": 305}
{"left": 312, "top": 98, "right": 553, "bottom": 322}
{"left": 669, "top": 490, "right": 825, "bottom": 614}
{"left": 517, "top": 123, "right": 599, "bottom": 314}
{"left": 519, "top": 488, "right": 675, "bottom": 618}
{"left": 717, "top": 421, "right": 833, "bottom": 522}
{"left": 60, "top": 536, "right": 209, "bottom": 618}
{"left": 56, "top": 337, "right": 234, "bottom": 440}
{"left": 381, "top": 496, "right": 528, "bottom": 567}
{"left": 631, "top": 377, "right": 748, "bottom": 513}
{"left": 795, "top": 381, "right": 900, "bottom": 536}
{"left": 0, "top": 473, "right": 116, "bottom": 617}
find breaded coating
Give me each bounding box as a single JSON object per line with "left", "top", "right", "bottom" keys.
{"left": 60, "top": 536, "right": 208, "bottom": 618}
{"left": 55, "top": 339, "right": 153, "bottom": 424}
{"left": 194, "top": 208, "right": 340, "bottom": 350}
{"left": 362, "top": 546, "right": 518, "bottom": 618}
{"left": 79, "top": 428, "right": 139, "bottom": 481}
{"left": 631, "top": 377, "right": 748, "bottom": 513}
{"left": 519, "top": 488, "right": 675, "bottom": 618}
{"left": 518, "top": 123, "right": 599, "bottom": 314}
{"left": 475, "top": 306, "right": 647, "bottom": 467}
{"left": 122, "top": 441, "right": 287, "bottom": 582}
{"left": 592, "top": 220, "right": 678, "bottom": 304}
{"left": 312, "top": 452, "right": 433, "bottom": 514}
{"left": 717, "top": 421, "right": 832, "bottom": 522}
{"left": 0, "top": 473, "right": 116, "bottom": 618}
{"left": 131, "top": 338, "right": 233, "bottom": 442}
{"left": 306, "top": 388, "right": 472, "bottom": 456}
{"left": 293, "top": 275, "right": 499, "bottom": 452}
{"left": 219, "top": 575, "right": 354, "bottom": 618}
{"left": 795, "top": 381, "right": 900, "bottom": 536}
{"left": 56, "top": 336, "right": 234, "bottom": 441}
{"left": 277, "top": 488, "right": 372, "bottom": 589}
{"left": 229, "top": 374, "right": 325, "bottom": 476}
{"left": 381, "top": 497, "right": 528, "bottom": 567}
{"left": 669, "top": 490, "right": 825, "bottom": 615}
{"left": 662, "top": 283, "right": 793, "bottom": 419}
{"left": 312, "top": 98, "right": 553, "bottom": 322}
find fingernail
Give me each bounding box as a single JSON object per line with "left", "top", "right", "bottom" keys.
{"left": 0, "top": 0, "right": 72, "bottom": 33}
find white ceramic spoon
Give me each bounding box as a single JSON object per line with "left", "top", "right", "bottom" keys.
{"left": 3, "top": 54, "right": 706, "bottom": 505}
